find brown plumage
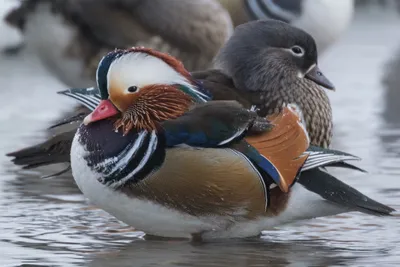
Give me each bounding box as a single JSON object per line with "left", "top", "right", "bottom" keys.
{"left": 246, "top": 106, "right": 309, "bottom": 192}
{"left": 114, "top": 85, "right": 194, "bottom": 134}
{"left": 122, "top": 148, "right": 268, "bottom": 218}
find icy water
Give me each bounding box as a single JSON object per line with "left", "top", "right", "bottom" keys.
{"left": 1, "top": 7, "right": 400, "bottom": 267}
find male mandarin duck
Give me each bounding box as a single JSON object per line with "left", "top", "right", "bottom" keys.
{"left": 7, "top": 47, "right": 394, "bottom": 239}
{"left": 3, "top": 0, "right": 233, "bottom": 88}
{"left": 217, "top": 0, "right": 354, "bottom": 54}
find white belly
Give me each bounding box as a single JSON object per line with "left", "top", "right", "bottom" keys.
{"left": 70, "top": 132, "right": 347, "bottom": 239}
{"left": 24, "top": 2, "right": 94, "bottom": 88}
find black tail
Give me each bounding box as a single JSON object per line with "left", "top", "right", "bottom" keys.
{"left": 6, "top": 130, "right": 74, "bottom": 169}
{"left": 299, "top": 168, "right": 395, "bottom": 216}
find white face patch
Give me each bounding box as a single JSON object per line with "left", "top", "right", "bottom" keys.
{"left": 297, "top": 63, "right": 316, "bottom": 79}
{"left": 106, "top": 52, "right": 192, "bottom": 95}
{"left": 305, "top": 63, "right": 316, "bottom": 75}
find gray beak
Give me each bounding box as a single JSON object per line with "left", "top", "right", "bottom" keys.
{"left": 305, "top": 65, "right": 335, "bottom": 90}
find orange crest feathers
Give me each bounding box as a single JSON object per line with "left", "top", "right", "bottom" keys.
{"left": 114, "top": 85, "right": 193, "bottom": 135}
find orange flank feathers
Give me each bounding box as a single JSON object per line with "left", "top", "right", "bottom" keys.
{"left": 246, "top": 105, "right": 310, "bottom": 192}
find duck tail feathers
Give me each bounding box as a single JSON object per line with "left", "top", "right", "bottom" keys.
{"left": 6, "top": 131, "right": 73, "bottom": 170}
{"left": 299, "top": 168, "right": 395, "bottom": 216}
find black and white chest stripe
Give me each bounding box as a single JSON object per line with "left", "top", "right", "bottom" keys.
{"left": 78, "top": 122, "right": 166, "bottom": 189}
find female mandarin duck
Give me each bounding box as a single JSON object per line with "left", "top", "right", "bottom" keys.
{"left": 8, "top": 47, "right": 394, "bottom": 239}
{"left": 217, "top": 0, "right": 354, "bottom": 54}
{"left": 3, "top": 0, "right": 233, "bottom": 88}
{"left": 197, "top": 19, "right": 335, "bottom": 148}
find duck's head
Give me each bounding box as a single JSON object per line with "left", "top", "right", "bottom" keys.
{"left": 214, "top": 19, "right": 334, "bottom": 92}
{"left": 84, "top": 48, "right": 210, "bottom": 135}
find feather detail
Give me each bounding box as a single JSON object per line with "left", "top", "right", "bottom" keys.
{"left": 245, "top": 105, "right": 310, "bottom": 192}
{"left": 114, "top": 85, "right": 194, "bottom": 135}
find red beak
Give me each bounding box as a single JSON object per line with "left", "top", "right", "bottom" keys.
{"left": 83, "top": 99, "right": 119, "bottom": 125}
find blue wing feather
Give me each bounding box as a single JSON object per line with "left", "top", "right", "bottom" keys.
{"left": 243, "top": 145, "right": 282, "bottom": 186}
{"left": 163, "top": 120, "right": 240, "bottom": 147}
{"left": 162, "top": 115, "right": 283, "bottom": 187}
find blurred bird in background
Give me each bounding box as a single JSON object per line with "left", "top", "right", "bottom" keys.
{"left": 3, "top": 0, "right": 233, "bottom": 88}
{"left": 217, "top": 0, "right": 355, "bottom": 54}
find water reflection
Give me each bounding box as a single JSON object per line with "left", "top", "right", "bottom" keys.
{"left": 86, "top": 239, "right": 359, "bottom": 267}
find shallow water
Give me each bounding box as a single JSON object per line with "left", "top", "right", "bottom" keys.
{"left": 0, "top": 7, "right": 400, "bottom": 267}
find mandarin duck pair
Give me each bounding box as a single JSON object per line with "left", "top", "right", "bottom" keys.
{"left": 7, "top": 20, "right": 394, "bottom": 240}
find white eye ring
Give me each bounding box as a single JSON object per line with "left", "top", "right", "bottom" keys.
{"left": 290, "top": 45, "right": 305, "bottom": 57}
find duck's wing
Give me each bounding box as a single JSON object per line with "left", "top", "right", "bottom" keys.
{"left": 162, "top": 101, "right": 270, "bottom": 147}
{"left": 162, "top": 101, "right": 310, "bottom": 192}
{"left": 192, "top": 69, "right": 253, "bottom": 107}
{"left": 6, "top": 129, "right": 74, "bottom": 174}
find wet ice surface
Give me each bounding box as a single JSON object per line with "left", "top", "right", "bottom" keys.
{"left": 0, "top": 6, "right": 400, "bottom": 267}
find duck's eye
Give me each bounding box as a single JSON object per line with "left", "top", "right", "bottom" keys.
{"left": 290, "top": 46, "right": 305, "bottom": 57}
{"left": 127, "top": 86, "right": 138, "bottom": 93}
